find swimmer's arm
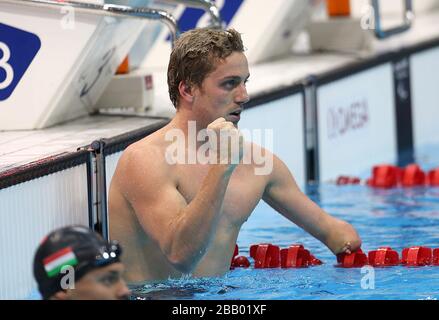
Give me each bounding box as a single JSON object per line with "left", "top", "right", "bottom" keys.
{"left": 119, "top": 148, "right": 233, "bottom": 273}
{"left": 262, "top": 154, "right": 361, "bottom": 255}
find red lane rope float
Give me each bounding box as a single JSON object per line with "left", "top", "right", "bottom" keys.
{"left": 233, "top": 256, "right": 251, "bottom": 268}
{"left": 367, "top": 165, "right": 402, "bottom": 188}
{"left": 230, "top": 244, "right": 250, "bottom": 269}
{"left": 280, "top": 244, "right": 322, "bottom": 268}
{"left": 401, "top": 246, "right": 432, "bottom": 266}
{"left": 280, "top": 245, "right": 310, "bottom": 268}
{"left": 337, "top": 247, "right": 436, "bottom": 268}
{"left": 336, "top": 248, "right": 368, "bottom": 268}
{"left": 250, "top": 244, "right": 280, "bottom": 268}
{"left": 247, "top": 243, "right": 322, "bottom": 269}
{"left": 336, "top": 176, "right": 361, "bottom": 185}
{"left": 368, "top": 247, "right": 400, "bottom": 267}
{"left": 400, "top": 164, "right": 426, "bottom": 187}
{"left": 230, "top": 244, "right": 439, "bottom": 270}
{"left": 428, "top": 168, "right": 439, "bottom": 186}
{"left": 434, "top": 249, "right": 439, "bottom": 266}
{"left": 336, "top": 164, "right": 439, "bottom": 188}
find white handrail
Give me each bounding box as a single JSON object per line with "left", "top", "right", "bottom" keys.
{"left": 0, "top": 0, "right": 180, "bottom": 44}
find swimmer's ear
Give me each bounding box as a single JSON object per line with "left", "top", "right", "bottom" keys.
{"left": 178, "top": 81, "right": 194, "bottom": 103}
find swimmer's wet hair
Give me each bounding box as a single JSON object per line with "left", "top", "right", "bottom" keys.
{"left": 167, "top": 28, "right": 245, "bottom": 108}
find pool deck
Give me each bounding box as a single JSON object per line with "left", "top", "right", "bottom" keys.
{"left": 0, "top": 115, "right": 166, "bottom": 173}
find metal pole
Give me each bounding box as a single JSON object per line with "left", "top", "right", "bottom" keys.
{"left": 159, "top": 0, "right": 223, "bottom": 29}
{"left": 371, "top": 0, "right": 414, "bottom": 39}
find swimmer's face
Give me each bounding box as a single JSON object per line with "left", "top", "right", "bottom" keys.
{"left": 192, "top": 51, "right": 250, "bottom": 128}
{"left": 53, "top": 262, "right": 131, "bottom": 300}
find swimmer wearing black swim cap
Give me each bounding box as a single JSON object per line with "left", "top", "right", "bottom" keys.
{"left": 33, "top": 225, "right": 130, "bottom": 300}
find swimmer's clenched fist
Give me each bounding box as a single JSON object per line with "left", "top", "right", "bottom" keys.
{"left": 207, "top": 117, "right": 244, "bottom": 170}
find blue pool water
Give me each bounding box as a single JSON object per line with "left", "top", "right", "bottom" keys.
{"left": 132, "top": 147, "right": 439, "bottom": 300}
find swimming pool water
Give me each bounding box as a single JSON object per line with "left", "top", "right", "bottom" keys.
{"left": 132, "top": 147, "right": 439, "bottom": 300}
{"left": 132, "top": 184, "right": 439, "bottom": 300}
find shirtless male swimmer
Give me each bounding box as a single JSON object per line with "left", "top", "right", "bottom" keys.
{"left": 109, "top": 28, "right": 362, "bottom": 282}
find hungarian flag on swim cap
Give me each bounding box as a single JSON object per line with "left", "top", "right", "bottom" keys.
{"left": 43, "top": 246, "right": 78, "bottom": 278}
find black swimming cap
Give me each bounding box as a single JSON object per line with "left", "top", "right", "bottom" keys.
{"left": 33, "top": 225, "right": 122, "bottom": 300}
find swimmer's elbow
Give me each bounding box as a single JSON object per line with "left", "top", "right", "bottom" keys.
{"left": 163, "top": 238, "right": 196, "bottom": 273}
{"left": 167, "top": 251, "right": 195, "bottom": 273}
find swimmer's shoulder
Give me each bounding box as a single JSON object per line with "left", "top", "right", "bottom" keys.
{"left": 243, "top": 141, "right": 275, "bottom": 162}
{"left": 120, "top": 139, "right": 166, "bottom": 170}
{"left": 114, "top": 132, "right": 173, "bottom": 185}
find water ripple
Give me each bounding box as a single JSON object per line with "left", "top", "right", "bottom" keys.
{"left": 131, "top": 181, "right": 439, "bottom": 300}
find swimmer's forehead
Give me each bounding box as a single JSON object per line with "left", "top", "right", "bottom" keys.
{"left": 208, "top": 52, "right": 249, "bottom": 79}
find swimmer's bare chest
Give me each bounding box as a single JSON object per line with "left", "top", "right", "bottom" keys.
{"left": 111, "top": 139, "right": 271, "bottom": 280}
{"left": 173, "top": 163, "right": 268, "bottom": 277}
{"left": 145, "top": 131, "right": 267, "bottom": 225}
{"left": 175, "top": 163, "right": 267, "bottom": 228}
